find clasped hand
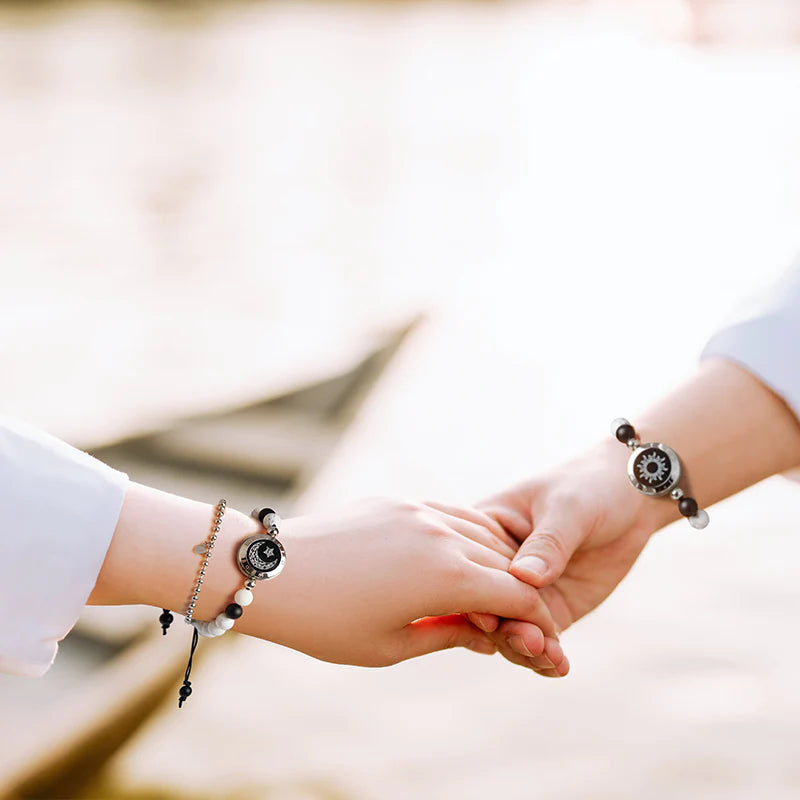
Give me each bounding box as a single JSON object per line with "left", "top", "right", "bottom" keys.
{"left": 245, "top": 437, "right": 660, "bottom": 678}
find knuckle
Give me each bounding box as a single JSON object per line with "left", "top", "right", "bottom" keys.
{"left": 440, "top": 555, "right": 470, "bottom": 585}
{"left": 421, "top": 520, "right": 452, "bottom": 543}
{"left": 529, "top": 529, "right": 568, "bottom": 562}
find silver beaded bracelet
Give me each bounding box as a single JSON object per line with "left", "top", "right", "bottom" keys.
{"left": 158, "top": 498, "right": 227, "bottom": 635}
{"left": 611, "top": 418, "right": 709, "bottom": 530}
{"left": 161, "top": 501, "right": 287, "bottom": 708}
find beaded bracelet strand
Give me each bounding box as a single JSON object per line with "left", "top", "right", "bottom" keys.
{"left": 160, "top": 502, "right": 286, "bottom": 708}
{"left": 159, "top": 499, "right": 225, "bottom": 636}
{"left": 176, "top": 499, "right": 227, "bottom": 706}
{"left": 192, "top": 508, "right": 285, "bottom": 639}
{"left": 611, "top": 418, "right": 709, "bottom": 529}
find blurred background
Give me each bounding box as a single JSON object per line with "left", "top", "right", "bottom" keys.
{"left": 1, "top": 0, "right": 800, "bottom": 798}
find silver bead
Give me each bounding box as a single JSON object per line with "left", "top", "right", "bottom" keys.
{"left": 688, "top": 509, "right": 709, "bottom": 530}
{"left": 208, "top": 542, "right": 215, "bottom": 549}
{"left": 214, "top": 525, "right": 220, "bottom": 532}
{"left": 671, "top": 487, "right": 684, "bottom": 500}
{"left": 610, "top": 417, "right": 631, "bottom": 437}
{"left": 626, "top": 438, "right": 640, "bottom": 449}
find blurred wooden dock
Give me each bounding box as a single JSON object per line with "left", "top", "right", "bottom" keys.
{"left": 0, "top": 323, "right": 414, "bottom": 800}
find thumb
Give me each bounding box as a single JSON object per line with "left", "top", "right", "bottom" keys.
{"left": 399, "top": 615, "right": 498, "bottom": 660}
{"left": 509, "top": 505, "right": 585, "bottom": 588}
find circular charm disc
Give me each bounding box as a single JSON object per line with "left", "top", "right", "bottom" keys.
{"left": 627, "top": 442, "right": 681, "bottom": 496}
{"left": 237, "top": 534, "right": 286, "bottom": 581}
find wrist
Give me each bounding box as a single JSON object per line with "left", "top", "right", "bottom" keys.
{"left": 577, "top": 438, "right": 679, "bottom": 539}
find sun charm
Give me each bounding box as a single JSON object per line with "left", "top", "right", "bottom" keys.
{"left": 637, "top": 452, "right": 668, "bottom": 484}
{"left": 627, "top": 443, "right": 681, "bottom": 496}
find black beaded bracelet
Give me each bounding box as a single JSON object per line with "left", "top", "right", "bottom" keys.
{"left": 611, "top": 418, "right": 709, "bottom": 529}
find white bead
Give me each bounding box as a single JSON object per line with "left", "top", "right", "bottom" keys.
{"left": 215, "top": 613, "right": 235, "bottom": 630}
{"left": 194, "top": 621, "right": 215, "bottom": 638}
{"left": 234, "top": 588, "right": 254, "bottom": 607}
{"left": 200, "top": 619, "right": 223, "bottom": 637}
{"left": 688, "top": 509, "right": 709, "bottom": 530}
{"left": 610, "top": 417, "right": 630, "bottom": 436}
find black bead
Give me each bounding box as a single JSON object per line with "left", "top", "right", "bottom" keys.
{"left": 678, "top": 497, "right": 698, "bottom": 517}
{"left": 159, "top": 610, "right": 173, "bottom": 635}
{"left": 225, "top": 603, "right": 243, "bottom": 619}
{"left": 258, "top": 507, "right": 276, "bottom": 524}
{"left": 179, "top": 684, "right": 192, "bottom": 699}
{"left": 615, "top": 423, "right": 635, "bottom": 444}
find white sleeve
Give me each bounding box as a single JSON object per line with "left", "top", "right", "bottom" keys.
{"left": 0, "top": 415, "right": 128, "bottom": 677}
{"left": 702, "top": 258, "right": 800, "bottom": 420}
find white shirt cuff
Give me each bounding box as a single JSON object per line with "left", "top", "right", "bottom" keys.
{"left": 0, "top": 416, "right": 128, "bottom": 677}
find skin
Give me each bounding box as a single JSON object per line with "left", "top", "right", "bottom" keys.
{"left": 468, "top": 359, "right": 800, "bottom": 675}
{"left": 89, "top": 488, "right": 567, "bottom": 671}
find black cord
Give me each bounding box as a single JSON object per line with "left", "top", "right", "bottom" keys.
{"left": 178, "top": 626, "right": 199, "bottom": 708}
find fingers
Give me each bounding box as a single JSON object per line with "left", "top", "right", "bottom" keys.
{"left": 475, "top": 500, "right": 532, "bottom": 543}
{"left": 423, "top": 501, "right": 520, "bottom": 553}
{"left": 461, "top": 565, "right": 559, "bottom": 640}
{"left": 499, "top": 620, "right": 570, "bottom": 677}
{"left": 424, "top": 504, "right": 517, "bottom": 561}
{"left": 482, "top": 626, "right": 568, "bottom": 678}
{"left": 509, "top": 503, "right": 585, "bottom": 588}
{"left": 467, "top": 611, "right": 499, "bottom": 633}
{"left": 398, "top": 614, "right": 497, "bottom": 660}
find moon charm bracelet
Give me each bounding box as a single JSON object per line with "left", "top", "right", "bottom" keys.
{"left": 191, "top": 507, "right": 286, "bottom": 640}
{"left": 161, "top": 502, "right": 287, "bottom": 707}
{"left": 611, "top": 418, "right": 709, "bottom": 530}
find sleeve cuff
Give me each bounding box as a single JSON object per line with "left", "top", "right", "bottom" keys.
{"left": 0, "top": 416, "right": 129, "bottom": 677}
{"left": 702, "top": 314, "right": 800, "bottom": 423}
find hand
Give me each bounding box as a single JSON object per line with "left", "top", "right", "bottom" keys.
{"left": 235, "top": 497, "right": 566, "bottom": 670}
{"left": 470, "top": 439, "right": 658, "bottom": 672}
{"left": 468, "top": 360, "right": 800, "bottom": 674}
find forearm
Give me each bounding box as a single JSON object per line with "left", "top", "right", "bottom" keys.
{"left": 89, "top": 485, "right": 561, "bottom": 670}
{"left": 632, "top": 357, "right": 800, "bottom": 533}
{"left": 88, "top": 481, "right": 260, "bottom": 624}
{"left": 494, "top": 357, "right": 800, "bottom": 645}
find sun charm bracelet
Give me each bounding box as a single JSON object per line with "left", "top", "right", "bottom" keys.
{"left": 611, "top": 418, "right": 709, "bottom": 530}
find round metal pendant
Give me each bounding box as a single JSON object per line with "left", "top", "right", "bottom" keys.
{"left": 237, "top": 534, "right": 286, "bottom": 581}
{"left": 627, "top": 442, "right": 681, "bottom": 496}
